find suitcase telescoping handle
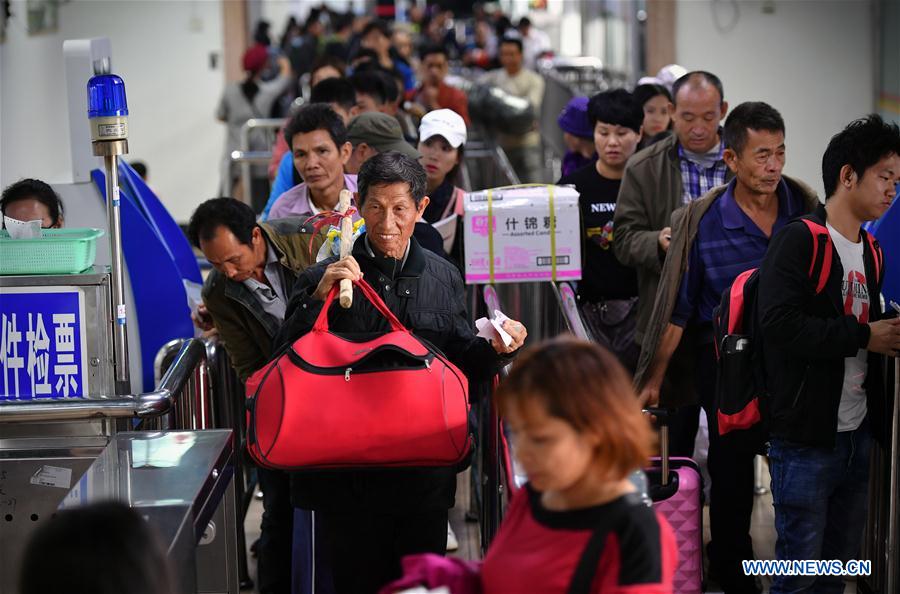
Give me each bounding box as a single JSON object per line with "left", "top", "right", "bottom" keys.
{"left": 643, "top": 407, "right": 673, "bottom": 486}
{"left": 312, "top": 278, "right": 408, "bottom": 333}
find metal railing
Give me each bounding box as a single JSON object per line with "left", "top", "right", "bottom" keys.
{"left": 551, "top": 281, "right": 592, "bottom": 340}
{"left": 459, "top": 140, "right": 521, "bottom": 191}
{"left": 221, "top": 117, "right": 286, "bottom": 201}
{"left": 225, "top": 150, "right": 272, "bottom": 201}
{"left": 140, "top": 338, "right": 211, "bottom": 431}
{"left": 860, "top": 355, "right": 900, "bottom": 594}
{"left": 889, "top": 358, "right": 899, "bottom": 594}
{"left": 151, "top": 336, "right": 254, "bottom": 590}
{"left": 0, "top": 339, "right": 208, "bottom": 424}
{"left": 476, "top": 282, "right": 583, "bottom": 551}
{"left": 476, "top": 285, "right": 511, "bottom": 553}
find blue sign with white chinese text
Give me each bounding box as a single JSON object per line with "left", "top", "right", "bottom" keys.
{"left": 0, "top": 288, "right": 88, "bottom": 400}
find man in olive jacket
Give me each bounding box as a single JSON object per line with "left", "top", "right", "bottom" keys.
{"left": 198, "top": 217, "right": 318, "bottom": 382}
{"left": 613, "top": 71, "right": 731, "bottom": 347}
{"left": 189, "top": 197, "right": 321, "bottom": 594}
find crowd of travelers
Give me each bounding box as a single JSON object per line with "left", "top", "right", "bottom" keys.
{"left": 216, "top": 4, "right": 553, "bottom": 209}
{"left": 5, "top": 4, "right": 899, "bottom": 594}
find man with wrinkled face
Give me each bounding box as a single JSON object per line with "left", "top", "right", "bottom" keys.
{"left": 274, "top": 152, "right": 529, "bottom": 594}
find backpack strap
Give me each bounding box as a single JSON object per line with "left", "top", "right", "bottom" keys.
{"left": 453, "top": 187, "right": 466, "bottom": 216}
{"left": 861, "top": 230, "right": 883, "bottom": 285}
{"left": 439, "top": 187, "right": 467, "bottom": 220}
{"left": 727, "top": 268, "right": 756, "bottom": 335}
{"left": 800, "top": 219, "right": 833, "bottom": 295}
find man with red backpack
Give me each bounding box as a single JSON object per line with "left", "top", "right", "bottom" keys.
{"left": 635, "top": 102, "right": 818, "bottom": 593}
{"left": 759, "top": 115, "right": 900, "bottom": 594}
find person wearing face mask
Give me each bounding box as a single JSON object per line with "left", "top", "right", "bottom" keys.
{"left": 613, "top": 71, "right": 732, "bottom": 457}
{"left": 557, "top": 90, "right": 643, "bottom": 371}
{"left": 1, "top": 178, "right": 64, "bottom": 229}
{"left": 416, "top": 109, "right": 468, "bottom": 261}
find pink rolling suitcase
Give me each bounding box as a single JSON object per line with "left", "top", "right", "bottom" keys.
{"left": 645, "top": 409, "right": 704, "bottom": 594}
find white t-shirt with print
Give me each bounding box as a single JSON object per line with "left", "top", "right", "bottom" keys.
{"left": 827, "top": 222, "right": 869, "bottom": 432}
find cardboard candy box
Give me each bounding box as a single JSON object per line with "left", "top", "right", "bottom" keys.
{"left": 463, "top": 185, "right": 582, "bottom": 284}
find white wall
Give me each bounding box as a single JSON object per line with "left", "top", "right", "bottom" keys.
{"left": 676, "top": 0, "right": 875, "bottom": 197}
{"left": 1, "top": 0, "right": 224, "bottom": 223}
{"left": 259, "top": 0, "right": 359, "bottom": 33}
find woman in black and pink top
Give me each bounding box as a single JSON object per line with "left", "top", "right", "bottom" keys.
{"left": 482, "top": 338, "right": 677, "bottom": 594}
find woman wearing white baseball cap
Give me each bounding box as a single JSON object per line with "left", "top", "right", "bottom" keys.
{"left": 417, "top": 108, "right": 468, "bottom": 259}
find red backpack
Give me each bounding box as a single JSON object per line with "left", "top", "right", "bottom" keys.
{"left": 245, "top": 279, "right": 472, "bottom": 470}
{"left": 711, "top": 219, "right": 882, "bottom": 439}
{"left": 713, "top": 219, "right": 883, "bottom": 444}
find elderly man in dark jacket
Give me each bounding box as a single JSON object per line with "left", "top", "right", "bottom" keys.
{"left": 274, "top": 151, "right": 527, "bottom": 594}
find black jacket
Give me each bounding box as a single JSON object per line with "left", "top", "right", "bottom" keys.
{"left": 758, "top": 205, "right": 887, "bottom": 448}
{"left": 273, "top": 233, "right": 512, "bottom": 513}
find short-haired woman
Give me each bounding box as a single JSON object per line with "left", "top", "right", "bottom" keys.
{"left": 481, "top": 337, "right": 676, "bottom": 593}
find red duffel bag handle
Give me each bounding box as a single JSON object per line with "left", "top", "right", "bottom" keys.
{"left": 312, "top": 278, "right": 407, "bottom": 333}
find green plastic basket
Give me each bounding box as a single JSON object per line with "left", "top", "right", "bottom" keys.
{"left": 0, "top": 228, "right": 105, "bottom": 275}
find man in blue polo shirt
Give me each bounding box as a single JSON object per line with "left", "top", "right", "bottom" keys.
{"left": 636, "top": 102, "right": 819, "bottom": 593}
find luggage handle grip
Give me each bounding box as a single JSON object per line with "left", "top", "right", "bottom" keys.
{"left": 313, "top": 278, "right": 407, "bottom": 333}
{"left": 643, "top": 407, "right": 672, "bottom": 485}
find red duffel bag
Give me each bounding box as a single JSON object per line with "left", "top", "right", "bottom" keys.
{"left": 245, "top": 278, "right": 472, "bottom": 470}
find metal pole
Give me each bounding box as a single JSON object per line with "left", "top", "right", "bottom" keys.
{"left": 886, "top": 359, "right": 899, "bottom": 594}
{"left": 100, "top": 148, "right": 131, "bottom": 394}
{"left": 105, "top": 153, "right": 129, "bottom": 390}
{"left": 238, "top": 120, "right": 260, "bottom": 206}
{"left": 87, "top": 68, "right": 131, "bottom": 393}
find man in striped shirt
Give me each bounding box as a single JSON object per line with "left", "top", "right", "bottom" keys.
{"left": 614, "top": 72, "right": 731, "bottom": 418}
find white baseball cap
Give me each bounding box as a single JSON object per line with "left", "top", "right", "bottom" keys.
{"left": 418, "top": 109, "right": 468, "bottom": 148}
{"left": 656, "top": 64, "right": 688, "bottom": 93}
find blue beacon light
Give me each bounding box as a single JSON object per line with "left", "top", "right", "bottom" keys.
{"left": 87, "top": 73, "right": 129, "bottom": 142}
{"left": 86, "top": 72, "right": 132, "bottom": 393}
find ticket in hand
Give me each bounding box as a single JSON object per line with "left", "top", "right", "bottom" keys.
{"left": 475, "top": 309, "right": 513, "bottom": 347}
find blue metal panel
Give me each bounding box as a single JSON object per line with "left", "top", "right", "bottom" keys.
{"left": 864, "top": 188, "right": 900, "bottom": 305}
{"left": 117, "top": 162, "right": 202, "bottom": 284}
{"left": 92, "top": 169, "right": 194, "bottom": 391}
